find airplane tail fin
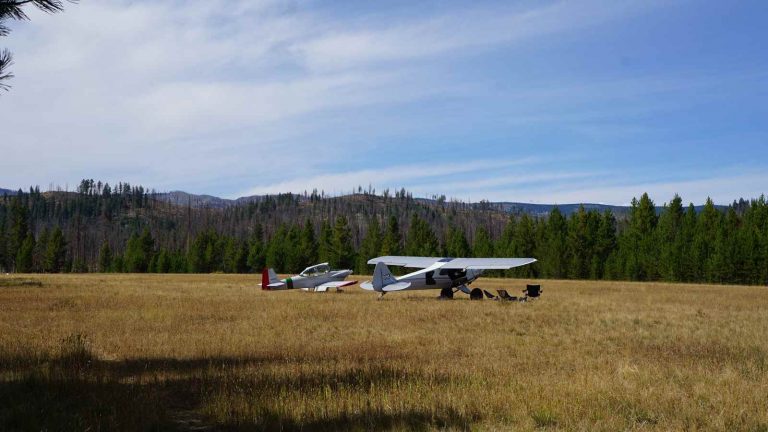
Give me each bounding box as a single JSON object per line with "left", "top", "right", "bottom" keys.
{"left": 372, "top": 262, "right": 398, "bottom": 291}
{"left": 261, "top": 268, "right": 280, "bottom": 290}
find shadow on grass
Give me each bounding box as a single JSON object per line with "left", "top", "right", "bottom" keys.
{"left": 1, "top": 347, "right": 471, "bottom": 431}
{"left": 219, "top": 407, "right": 478, "bottom": 432}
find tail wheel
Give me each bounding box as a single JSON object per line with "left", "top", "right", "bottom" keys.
{"left": 439, "top": 287, "right": 454, "bottom": 300}
{"left": 469, "top": 288, "right": 483, "bottom": 300}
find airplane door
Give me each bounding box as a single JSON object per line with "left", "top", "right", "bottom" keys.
{"left": 425, "top": 271, "right": 436, "bottom": 285}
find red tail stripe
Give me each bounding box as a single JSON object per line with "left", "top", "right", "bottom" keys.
{"left": 261, "top": 268, "right": 270, "bottom": 290}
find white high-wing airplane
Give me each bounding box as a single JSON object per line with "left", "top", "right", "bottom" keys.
{"left": 360, "top": 256, "right": 536, "bottom": 299}
{"left": 261, "top": 263, "right": 356, "bottom": 292}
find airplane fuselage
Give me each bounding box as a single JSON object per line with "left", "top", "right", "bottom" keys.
{"left": 280, "top": 269, "right": 353, "bottom": 290}
{"left": 389, "top": 265, "right": 484, "bottom": 291}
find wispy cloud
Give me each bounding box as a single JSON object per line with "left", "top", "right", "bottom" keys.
{"left": 522, "top": 172, "right": 768, "bottom": 206}
{"left": 239, "top": 158, "right": 537, "bottom": 197}
{"left": 1, "top": 0, "right": 764, "bottom": 205}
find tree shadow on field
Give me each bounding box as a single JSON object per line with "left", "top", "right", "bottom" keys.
{"left": 0, "top": 346, "right": 474, "bottom": 431}
{"left": 218, "top": 406, "right": 478, "bottom": 432}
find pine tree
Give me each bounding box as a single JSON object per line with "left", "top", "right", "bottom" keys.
{"left": 331, "top": 215, "right": 354, "bottom": 269}
{"left": 0, "top": 219, "right": 6, "bottom": 272}
{"left": 8, "top": 195, "right": 29, "bottom": 270}
{"left": 593, "top": 210, "right": 617, "bottom": 279}
{"left": 15, "top": 233, "right": 34, "bottom": 272}
{"left": 124, "top": 233, "right": 141, "bottom": 272}
{"left": 623, "top": 193, "right": 659, "bottom": 280}
{"left": 98, "top": 240, "right": 112, "bottom": 272}
{"left": 139, "top": 228, "right": 155, "bottom": 270}
{"left": 112, "top": 255, "right": 125, "bottom": 273}
{"left": 34, "top": 227, "right": 50, "bottom": 272}
{"left": 298, "top": 219, "right": 318, "bottom": 269}
{"left": 657, "top": 195, "right": 685, "bottom": 281}
{"left": 246, "top": 223, "right": 265, "bottom": 272}
{"left": 266, "top": 225, "right": 288, "bottom": 272}
{"left": 695, "top": 198, "right": 721, "bottom": 282}
{"left": 543, "top": 207, "right": 568, "bottom": 278}
{"left": 156, "top": 248, "right": 171, "bottom": 273}
{"left": 318, "top": 221, "right": 333, "bottom": 264}
{"left": 566, "top": 206, "right": 591, "bottom": 279}
{"left": 497, "top": 216, "right": 517, "bottom": 257}
{"left": 357, "top": 217, "right": 382, "bottom": 274}
{"left": 445, "top": 225, "right": 470, "bottom": 258}
{"left": 222, "top": 237, "right": 238, "bottom": 273}
{"left": 680, "top": 203, "right": 698, "bottom": 281}
{"left": 284, "top": 225, "right": 302, "bottom": 273}
{"left": 44, "top": 226, "right": 66, "bottom": 273}
{"left": 472, "top": 226, "right": 494, "bottom": 257}
{"left": 513, "top": 214, "right": 537, "bottom": 277}
{"left": 125, "top": 229, "right": 154, "bottom": 273}
{"left": 380, "top": 215, "right": 401, "bottom": 256}
{"left": 405, "top": 214, "right": 439, "bottom": 257}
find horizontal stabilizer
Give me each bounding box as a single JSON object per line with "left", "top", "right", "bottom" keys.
{"left": 382, "top": 282, "right": 411, "bottom": 291}
{"left": 359, "top": 281, "right": 410, "bottom": 291}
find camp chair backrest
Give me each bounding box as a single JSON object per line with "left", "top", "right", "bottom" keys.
{"left": 525, "top": 284, "right": 541, "bottom": 297}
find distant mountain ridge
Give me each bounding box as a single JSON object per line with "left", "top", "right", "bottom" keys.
{"left": 154, "top": 191, "right": 267, "bottom": 208}
{"left": 153, "top": 191, "right": 725, "bottom": 216}
{"left": 152, "top": 191, "right": 632, "bottom": 214}
{"left": 0, "top": 186, "right": 730, "bottom": 215}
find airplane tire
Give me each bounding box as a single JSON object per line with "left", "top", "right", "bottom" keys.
{"left": 439, "top": 287, "right": 454, "bottom": 300}
{"left": 469, "top": 288, "right": 483, "bottom": 300}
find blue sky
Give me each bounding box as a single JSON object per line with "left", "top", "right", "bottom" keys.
{"left": 1, "top": 0, "right": 766, "bottom": 205}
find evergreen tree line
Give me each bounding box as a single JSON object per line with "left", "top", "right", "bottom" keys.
{"left": 1, "top": 184, "right": 767, "bottom": 285}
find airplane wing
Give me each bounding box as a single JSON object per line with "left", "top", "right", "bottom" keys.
{"left": 367, "top": 256, "right": 536, "bottom": 270}
{"left": 438, "top": 257, "right": 537, "bottom": 270}
{"left": 367, "top": 256, "right": 445, "bottom": 268}
{"left": 315, "top": 280, "right": 357, "bottom": 291}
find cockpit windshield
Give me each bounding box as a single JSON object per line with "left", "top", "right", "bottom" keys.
{"left": 300, "top": 263, "right": 331, "bottom": 277}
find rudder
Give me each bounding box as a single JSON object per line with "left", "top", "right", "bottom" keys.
{"left": 261, "top": 268, "right": 280, "bottom": 290}
{"left": 372, "top": 262, "right": 398, "bottom": 291}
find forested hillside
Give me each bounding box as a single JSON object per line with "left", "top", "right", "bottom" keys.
{"left": 1, "top": 179, "right": 766, "bottom": 285}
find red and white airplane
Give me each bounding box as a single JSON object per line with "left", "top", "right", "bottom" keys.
{"left": 261, "top": 262, "right": 356, "bottom": 292}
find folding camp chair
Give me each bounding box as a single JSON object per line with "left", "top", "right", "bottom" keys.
{"left": 522, "top": 284, "right": 542, "bottom": 299}
{"left": 496, "top": 289, "right": 519, "bottom": 301}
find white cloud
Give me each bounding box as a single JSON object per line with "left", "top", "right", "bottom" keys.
{"left": 3, "top": 0, "right": 725, "bottom": 205}
{"left": 520, "top": 172, "right": 768, "bottom": 206}
{"left": 239, "top": 158, "right": 536, "bottom": 197}
{"left": 293, "top": 0, "right": 661, "bottom": 72}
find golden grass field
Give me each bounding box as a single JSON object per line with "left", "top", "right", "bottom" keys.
{"left": 1, "top": 273, "right": 767, "bottom": 431}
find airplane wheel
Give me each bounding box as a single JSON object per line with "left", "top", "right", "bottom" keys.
{"left": 439, "top": 287, "right": 454, "bottom": 300}
{"left": 469, "top": 288, "right": 483, "bottom": 300}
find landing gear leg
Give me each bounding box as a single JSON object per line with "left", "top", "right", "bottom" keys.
{"left": 378, "top": 292, "right": 386, "bottom": 300}
{"left": 439, "top": 287, "right": 454, "bottom": 300}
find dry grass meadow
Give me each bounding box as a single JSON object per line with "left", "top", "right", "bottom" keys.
{"left": 1, "top": 273, "right": 767, "bottom": 431}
